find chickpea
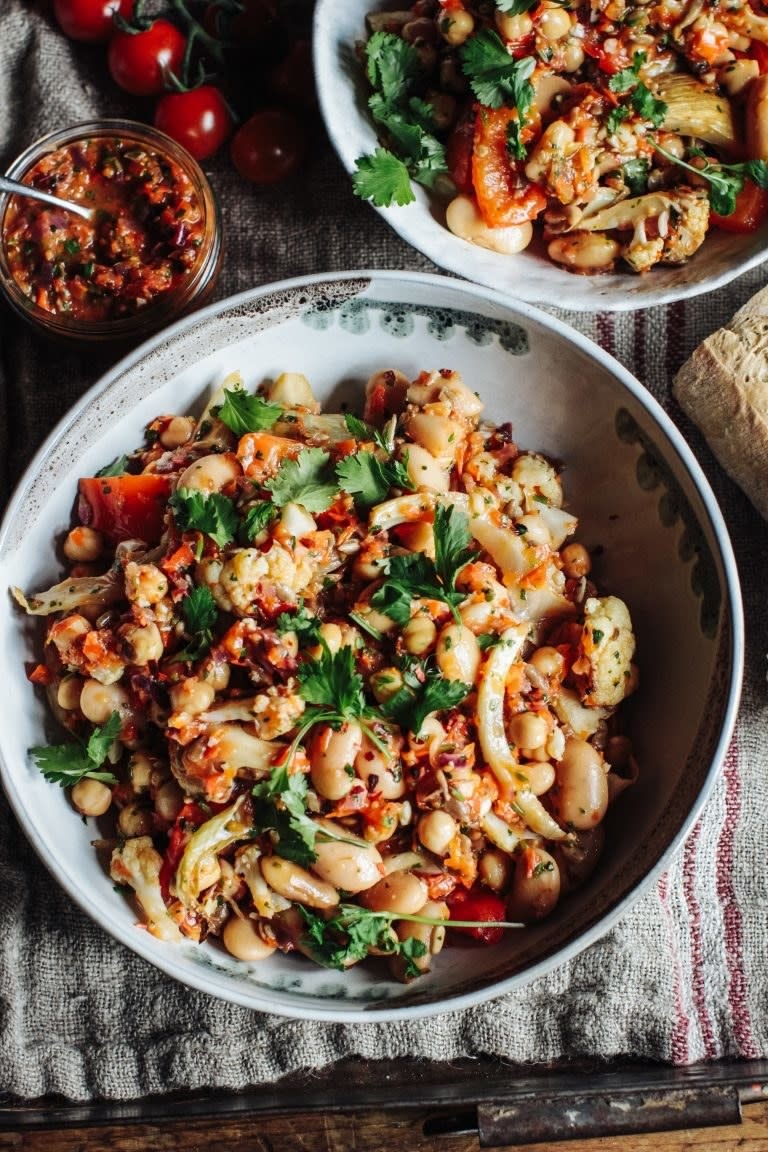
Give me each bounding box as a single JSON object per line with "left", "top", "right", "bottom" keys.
{"left": 418, "top": 810, "right": 458, "bottom": 856}
{"left": 436, "top": 623, "right": 481, "bottom": 684}
{"left": 169, "top": 677, "right": 215, "bottom": 716}
{"left": 403, "top": 615, "right": 437, "bottom": 656}
{"left": 310, "top": 822, "right": 383, "bottom": 893}
{"left": 309, "top": 722, "right": 362, "bottom": 801}
{"left": 154, "top": 779, "right": 184, "bottom": 823}
{"left": 537, "top": 3, "right": 572, "bottom": 40}
{"left": 124, "top": 562, "right": 168, "bottom": 607}
{"left": 118, "top": 621, "right": 164, "bottom": 665}
{"left": 553, "top": 738, "right": 609, "bottom": 830}
{"left": 529, "top": 646, "right": 565, "bottom": 678}
{"left": 560, "top": 541, "right": 591, "bottom": 578}
{"left": 507, "top": 848, "right": 561, "bottom": 923}
{"left": 177, "top": 452, "right": 242, "bottom": 494}
{"left": 355, "top": 734, "right": 406, "bottom": 800}
{"left": 547, "top": 232, "right": 620, "bottom": 272}
{"left": 222, "top": 915, "right": 277, "bottom": 962}
{"left": 129, "top": 751, "right": 154, "bottom": 794}
{"left": 518, "top": 760, "right": 556, "bottom": 796}
{"left": 391, "top": 899, "right": 449, "bottom": 980}
{"left": 79, "top": 678, "right": 130, "bottom": 725}
{"left": 63, "top": 526, "right": 104, "bottom": 564}
{"left": 117, "top": 802, "right": 153, "bottom": 838}
{"left": 560, "top": 40, "right": 585, "bottom": 73}
{"left": 361, "top": 872, "right": 428, "bottom": 916}
{"left": 478, "top": 848, "right": 513, "bottom": 893}
{"left": 71, "top": 777, "right": 113, "bottom": 817}
{"left": 446, "top": 195, "right": 534, "bottom": 256}
{"left": 56, "top": 675, "right": 83, "bottom": 711}
{"left": 440, "top": 6, "right": 474, "bottom": 45}
{"left": 261, "top": 855, "right": 340, "bottom": 910}
{"left": 370, "top": 667, "right": 404, "bottom": 704}
{"left": 49, "top": 614, "right": 91, "bottom": 658}
{"left": 495, "top": 10, "right": 533, "bottom": 40}
{"left": 508, "top": 711, "right": 549, "bottom": 751}
{"left": 159, "top": 415, "right": 195, "bottom": 449}
{"left": 200, "top": 655, "right": 231, "bottom": 693}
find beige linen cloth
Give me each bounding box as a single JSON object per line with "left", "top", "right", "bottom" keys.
{"left": 1, "top": 0, "right": 768, "bottom": 1103}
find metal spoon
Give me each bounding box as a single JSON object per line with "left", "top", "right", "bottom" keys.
{"left": 0, "top": 175, "right": 93, "bottom": 221}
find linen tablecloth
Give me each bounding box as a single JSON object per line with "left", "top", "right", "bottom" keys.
{"left": 1, "top": 0, "right": 767, "bottom": 1103}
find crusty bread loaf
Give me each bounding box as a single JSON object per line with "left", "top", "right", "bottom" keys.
{"left": 672, "top": 304, "right": 768, "bottom": 520}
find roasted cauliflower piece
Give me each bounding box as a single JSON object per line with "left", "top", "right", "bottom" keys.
{"left": 110, "top": 836, "right": 183, "bottom": 942}
{"left": 621, "top": 188, "right": 710, "bottom": 273}
{"left": 576, "top": 595, "right": 637, "bottom": 708}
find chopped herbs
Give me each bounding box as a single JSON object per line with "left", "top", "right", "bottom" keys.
{"left": 169, "top": 487, "right": 239, "bottom": 548}
{"left": 241, "top": 500, "right": 278, "bottom": 542}
{"left": 252, "top": 764, "right": 319, "bottom": 866}
{"left": 264, "top": 447, "right": 338, "bottom": 513}
{"left": 336, "top": 450, "right": 414, "bottom": 508}
{"left": 275, "top": 603, "right": 322, "bottom": 645}
{"left": 380, "top": 658, "right": 471, "bottom": 736}
{"left": 30, "top": 712, "right": 121, "bottom": 788}
{"left": 655, "top": 143, "right": 768, "bottom": 216}
{"left": 217, "top": 387, "right": 282, "bottom": 436}
{"left": 173, "top": 586, "right": 218, "bottom": 663}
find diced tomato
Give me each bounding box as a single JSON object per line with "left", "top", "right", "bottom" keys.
{"left": 78, "top": 474, "right": 172, "bottom": 544}
{"left": 711, "top": 179, "right": 768, "bottom": 232}
{"left": 159, "top": 801, "right": 209, "bottom": 898}
{"left": 236, "top": 431, "right": 301, "bottom": 480}
{"left": 446, "top": 885, "right": 507, "bottom": 945}
{"left": 27, "top": 663, "right": 52, "bottom": 685}
{"left": 446, "top": 104, "right": 476, "bottom": 195}
{"left": 748, "top": 39, "right": 768, "bottom": 73}
{"left": 471, "top": 107, "right": 546, "bottom": 227}
{"left": 581, "top": 27, "right": 632, "bottom": 73}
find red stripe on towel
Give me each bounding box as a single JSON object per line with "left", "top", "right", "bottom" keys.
{"left": 658, "top": 871, "right": 690, "bottom": 1064}
{"left": 717, "top": 737, "right": 758, "bottom": 1057}
{"left": 682, "top": 822, "right": 717, "bottom": 1059}
{"left": 596, "top": 312, "right": 615, "bottom": 360}
{"left": 633, "top": 308, "right": 646, "bottom": 384}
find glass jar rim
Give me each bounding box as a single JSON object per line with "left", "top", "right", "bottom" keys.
{"left": 0, "top": 119, "right": 221, "bottom": 342}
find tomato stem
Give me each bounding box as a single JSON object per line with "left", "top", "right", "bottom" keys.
{"left": 167, "top": 0, "right": 225, "bottom": 67}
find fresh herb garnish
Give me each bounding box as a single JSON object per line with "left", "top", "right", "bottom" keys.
{"left": 169, "top": 487, "right": 239, "bottom": 548}
{"left": 336, "top": 451, "right": 414, "bottom": 508}
{"left": 380, "top": 659, "right": 471, "bottom": 736}
{"left": 275, "top": 602, "right": 322, "bottom": 645}
{"left": 173, "top": 586, "right": 218, "bottom": 663}
{"left": 241, "top": 499, "right": 278, "bottom": 542}
{"left": 622, "top": 156, "right": 650, "bottom": 195}
{"left": 344, "top": 412, "right": 394, "bottom": 452}
{"left": 217, "top": 387, "right": 282, "bottom": 436}
{"left": 608, "top": 53, "right": 667, "bottom": 128}
{"left": 289, "top": 642, "right": 390, "bottom": 761}
{"left": 95, "top": 455, "right": 129, "bottom": 478}
{"left": 655, "top": 143, "right": 768, "bottom": 215}
{"left": 264, "top": 447, "right": 338, "bottom": 513}
{"left": 252, "top": 764, "right": 319, "bottom": 866}
{"left": 30, "top": 712, "right": 121, "bottom": 788}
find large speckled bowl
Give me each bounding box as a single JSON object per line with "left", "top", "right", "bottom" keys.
{"left": 313, "top": 0, "right": 768, "bottom": 312}
{"left": 0, "top": 271, "right": 742, "bottom": 1020}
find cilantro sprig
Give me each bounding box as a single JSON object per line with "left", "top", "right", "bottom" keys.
{"left": 607, "top": 52, "right": 667, "bottom": 131}
{"left": 264, "top": 447, "right": 338, "bottom": 513}
{"left": 30, "top": 712, "right": 121, "bottom": 788}
{"left": 336, "top": 450, "right": 414, "bottom": 508}
{"left": 655, "top": 142, "right": 768, "bottom": 216}
{"left": 252, "top": 764, "right": 319, "bottom": 866}
{"left": 275, "top": 602, "right": 322, "bottom": 646}
{"left": 172, "top": 586, "right": 218, "bottom": 664}
{"left": 241, "top": 499, "right": 278, "bottom": 542}
{"left": 169, "top": 487, "right": 239, "bottom": 548}
{"left": 459, "top": 31, "right": 535, "bottom": 159}
{"left": 380, "top": 658, "right": 471, "bottom": 736}
{"left": 352, "top": 31, "right": 448, "bottom": 208}
{"left": 216, "top": 387, "right": 282, "bottom": 436}
{"left": 344, "top": 412, "right": 397, "bottom": 453}
{"left": 371, "top": 504, "right": 476, "bottom": 624}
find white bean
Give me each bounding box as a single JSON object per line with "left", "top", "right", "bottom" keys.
{"left": 222, "top": 915, "right": 277, "bottom": 961}
{"left": 261, "top": 855, "right": 339, "bottom": 909}
{"left": 309, "top": 722, "right": 363, "bottom": 801}
{"left": 177, "top": 452, "right": 242, "bottom": 493}
{"left": 436, "top": 623, "right": 481, "bottom": 685}
{"left": 159, "top": 416, "right": 195, "bottom": 449}
{"left": 354, "top": 734, "right": 406, "bottom": 799}
{"left": 446, "top": 195, "right": 534, "bottom": 256}
{"left": 548, "top": 232, "right": 620, "bottom": 272}
{"left": 310, "top": 822, "right": 383, "bottom": 893}
{"left": 361, "top": 872, "right": 428, "bottom": 915}
{"left": 553, "top": 738, "right": 609, "bottom": 830}
{"left": 507, "top": 848, "right": 561, "bottom": 923}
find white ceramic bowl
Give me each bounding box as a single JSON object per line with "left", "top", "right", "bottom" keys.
{"left": 0, "top": 271, "right": 742, "bottom": 1020}
{"left": 313, "top": 0, "right": 768, "bottom": 312}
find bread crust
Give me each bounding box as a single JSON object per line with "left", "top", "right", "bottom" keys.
{"left": 673, "top": 311, "right": 768, "bottom": 520}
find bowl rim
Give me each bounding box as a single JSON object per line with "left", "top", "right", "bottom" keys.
{"left": 311, "top": 0, "right": 768, "bottom": 313}
{"left": 0, "top": 269, "right": 745, "bottom": 1021}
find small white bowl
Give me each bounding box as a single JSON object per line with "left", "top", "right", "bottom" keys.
{"left": 0, "top": 271, "right": 743, "bottom": 1020}
{"left": 313, "top": 0, "right": 768, "bottom": 312}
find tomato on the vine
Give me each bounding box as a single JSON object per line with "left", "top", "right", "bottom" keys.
{"left": 53, "top": 0, "right": 133, "bottom": 42}
{"left": 268, "top": 39, "right": 316, "bottom": 109}
{"left": 108, "top": 19, "right": 187, "bottom": 97}
{"left": 230, "top": 108, "right": 306, "bottom": 184}
{"left": 154, "top": 86, "right": 233, "bottom": 160}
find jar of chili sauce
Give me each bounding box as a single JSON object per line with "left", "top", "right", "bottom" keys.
{"left": 0, "top": 120, "right": 222, "bottom": 343}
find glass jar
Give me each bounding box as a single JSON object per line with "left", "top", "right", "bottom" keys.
{"left": 0, "top": 119, "right": 222, "bottom": 344}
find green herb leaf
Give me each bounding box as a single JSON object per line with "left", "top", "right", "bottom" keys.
{"left": 460, "top": 29, "right": 535, "bottom": 113}
{"left": 298, "top": 903, "right": 426, "bottom": 971}
{"left": 433, "top": 504, "right": 475, "bottom": 595}
{"left": 495, "top": 0, "right": 539, "bottom": 14}
{"left": 365, "top": 29, "right": 420, "bottom": 106}
{"left": 336, "top": 451, "right": 414, "bottom": 508}
{"left": 654, "top": 143, "right": 768, "bottom": 216}
{"left": 252, "top": 766, "right": 318, "bottom": 866}
{"left": 298, "top": 643, "right": 366, "bottom": 716}
{"left": 241, "top": 499, "right": 278, "bottom": 542}
{"left": 344, "top": 412, "right": 390, "bottom": 451}
{"left": 608, "top": 51, "right": 646, "bottom": 94}
{"left": 276, "top": 603, "right": 322, "bottom": 645}
{"left": 95, "top": 455, "right": 130, "bottom": 478}
{"left": 30, "top": 711, "right": 121, "bottom": 788}
{"left": 173, "top": 585, "right": 218, "bottom": 663}
{"left": 352, "top": 148, "right": 417, "bottom": 207}
{"left": 371, "top": 551, "right": 442, "bottom": 625}
{"left": 605, "top": 104, "right": 630, "bottom": 136}
{"left": 264, "top": 447, "right": 338, "bottom": 513}
{"left": 622, "top": 156, "right": 650, "bottom": 195}
{"left": 217, "top": 387, "right": 282, "bottom": 436}
{"left": 169, "top": 487, "right": 239, "bottom": 548}
{"left": 630, "top": 84, "right": 667, "bottom": 128}
{"left": 381, "top": 661, "right": 471, "bottom": 736}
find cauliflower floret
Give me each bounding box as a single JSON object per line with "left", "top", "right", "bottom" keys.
{"left": 201, "top": 542, "right": 315, "bottom": 617}
{"left": 110, "top": 836, "right": 183, "bottom": 942}
{"left": 576, "top": 595, "right": 637, "bottom": 708}
{"left": 511, "top": 453, "right": 563, "bottom": 508}
{"left": 173, "top": 722, "right": 283, "bottom": 802}
{"left": 621, "top": 187, "right": 709, "bottom": 273}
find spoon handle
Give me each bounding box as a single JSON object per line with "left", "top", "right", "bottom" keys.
{"left": 0, "top": 175, "right": 93, "bottom": 221}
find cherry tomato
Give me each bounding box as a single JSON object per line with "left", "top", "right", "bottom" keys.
{"left": 230, "top": 0, "right": 278, "bottom": 40}
{"left": 230, "top": 108, "right": 306, "bottom": 184}
{"left": 108, "top": 19, "right": 187, "bottom": 97}
{"left": 268, "top": 39, "right": 317, "bottom": 109}
{"left": 53, "top": 0, "right": 133, "bottom": 42}
{"left": 710, "top": 179, "right": 768, "bottom": 232}
{"left": 471, "top": 107, "right": 546, "bottom": 227}
{"left": 77, "top": 475, "right": 173, "bottom": 544}
{"left": 446, "top": 886, "right": 507, "bottom": 946}
{"left": 154, "top": 86, "right": 234, "bottom": 161}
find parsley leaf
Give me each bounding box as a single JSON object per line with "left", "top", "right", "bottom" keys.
{"left": 381, "top": 660, "right": 471, "bottom": 736}
{"left": 252, "top": 765, "right": 318, "bottom": 866}
{"left": 169, "top": 487, "right": 239, "bottom": 548}
{"left": 344, "top": 412, "right": 388, "bottom": 450}
{"left": 217, "top": 387, "right": 282, "bottom": 436}
{"left": 241, "top": 499, "right": 278, "bottom": 542}
{"left": 336, "top": 451, "right": 414, "bottom": 508}
{"left": 275, "top": 603, "right": 322, "bottom": 645}
{"left": 299, "top": 903, "right": 428, "bottom": 973}
{"left": 30, "top": 712, "right": 121, "bottom": 788}
{"left": 607, "top": 54, "right": 667, "bottom": 128}
{"left": 605, "top": 104, "right": 630, "bottom": 136}
{"left": 352, "top": 148, "right": 416, "bottom": 206}
{"left": 264, "top": 447, "right": 338, "bottom": 513}
{"left": 433, "top": 504, "right": 476, "bottom": 595}
{"left": 298, "top": 642, "right": 366, "bottom": 715}
{"left": 95, "top": 455, "right": 129, "bottom": 478}
{"left": 608, "top": 51, "right": 646, "bottom": 94}
{"left": 173, "top": 585, "right": 218, "bottom": 663}
{"left": 654, "top": 143, "right": 768, "bottom": 215}
{"left": 631, "top": 85, "right": 667, "bottom": 128}
{"left": 622, "top": 156, "right": 650, "bottom": 195}
{"left": 460, "top": 30, "right": 535, "bottom": 115}
{"left": 365, "top": 28, "right": 420, "bottom": 105}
